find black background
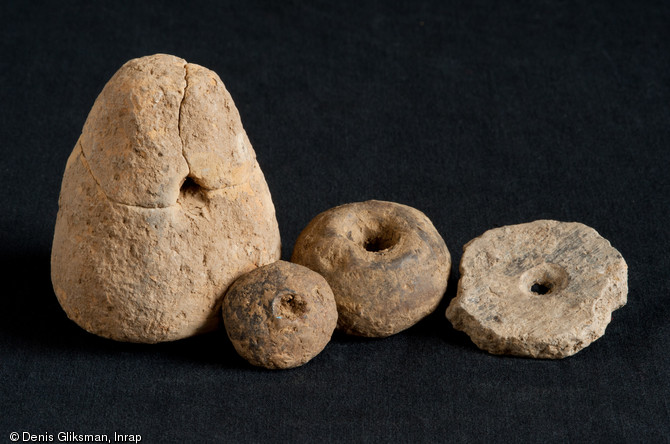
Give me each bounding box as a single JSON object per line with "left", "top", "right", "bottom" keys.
{"left": 2, "top": 1, "right": 669, "bottom": 442}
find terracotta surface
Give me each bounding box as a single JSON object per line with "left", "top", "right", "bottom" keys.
{"left": 446, "top": 220, "right": 628, "bottom": 358}
{"left": 51, "top": 54, "right": 281, "bottom": 343}
{"left": 291, "top": 200, "right": 451, "bottom": 337}
{"left": 222, "top": 261, "right": 338, "bottom": 369}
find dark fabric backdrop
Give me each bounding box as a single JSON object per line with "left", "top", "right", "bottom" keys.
{"left": 1, "top": 1, "right": 669, "bottom": 442}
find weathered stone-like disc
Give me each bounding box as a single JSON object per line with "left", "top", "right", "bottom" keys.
{"left": 51, "top": 54, "right": 281, "bottom": 343}
{"left": 446, "top": 220, "right": 627, "bottom": 358}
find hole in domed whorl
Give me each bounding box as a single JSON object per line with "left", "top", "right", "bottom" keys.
{"left": 363, "top": 233, "right": 398, "bottom": 252}
{"left": 348, "top": 212, "right": 403, "bottom": 255}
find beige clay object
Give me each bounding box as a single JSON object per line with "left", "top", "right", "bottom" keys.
{"left": 446, "top": 220, "right": 627, "bottom": 359}
{"left": 291, "top": 200, "right": 450, "bottom": 337}
{"left": 51, "top": 54, "right": 281, "bottom": 343}
{"left": 222, "top": 261, "right": 337, "bottom": 369}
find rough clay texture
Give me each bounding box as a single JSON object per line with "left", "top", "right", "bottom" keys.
{"left": 446, "top": 220, "right": 628, "bottom": 359}
{"left": 291, "top": 200, "right": 451, "bottom": 337}
{"left": 51, "top": 54, "right": 281, "bottom": 343}
{"left": 222, "top": 261, "right": 338, "bottom": 369}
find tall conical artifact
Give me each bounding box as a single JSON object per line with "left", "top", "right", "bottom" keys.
{"left": 51, "top": 54, "right": 281, "bottom": 343}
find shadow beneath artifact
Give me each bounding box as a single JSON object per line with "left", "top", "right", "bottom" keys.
{"left": 402, "top": 270, "right": 474, "bottom": 350}
{"left": 0, "top": 250, "right": 248, "bottom": 369}
{"left": 325, "top": 269, "right": 476, "bottom": 353}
